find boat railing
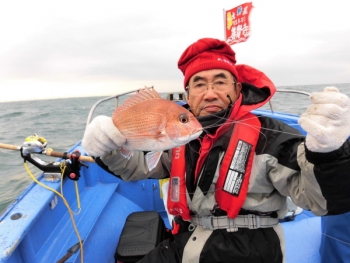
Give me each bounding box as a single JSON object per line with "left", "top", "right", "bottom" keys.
{"left": 86, "top": 91, "right": 132, "bottom": 129}
{"left": 267, "top": 89, "right": 310, "bottom": 113}
{"left": 85, "top": 89, "right": 186, "bottom": 128}
{"left": 86, "top": 89, "right": 310, "bottom": 128}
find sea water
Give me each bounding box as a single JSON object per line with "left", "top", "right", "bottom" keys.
{"left": 0, "top": 84, "right": 350, "bottom": 213}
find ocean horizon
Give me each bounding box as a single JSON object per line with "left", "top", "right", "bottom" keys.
{"left": 0, "top": 82, "right": 349, "bottom": 103}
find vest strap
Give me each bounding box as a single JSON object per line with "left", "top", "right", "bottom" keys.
{"left": 190, "top": 214, "right": 279, "bottom": 231}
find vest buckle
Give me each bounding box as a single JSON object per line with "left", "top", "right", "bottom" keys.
{"left": 201, "top": 215, "right": 214, "bottom": 230}
{"left": 247, "top": 214, "right": 260, "bottom": 229}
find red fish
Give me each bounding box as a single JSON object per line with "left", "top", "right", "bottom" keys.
{"left": 112, "top": 88, "right": 202, "bottom": 170}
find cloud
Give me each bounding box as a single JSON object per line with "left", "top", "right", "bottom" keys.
{"left": 0, "top": 0, "right": 350, "bottom": 101}
{"left": 1, "top": 15, "right": 180, "bottom": 80}
{"left": 259, "top": 28, "right": 350, "bottom": 86}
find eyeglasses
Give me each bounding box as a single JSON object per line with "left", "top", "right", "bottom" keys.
{"left": 186, "top": 79, "right": 235, "bottom": 95}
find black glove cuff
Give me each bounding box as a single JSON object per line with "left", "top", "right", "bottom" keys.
{"left": 304, "top": 140, "right": 350, "bottom": 165}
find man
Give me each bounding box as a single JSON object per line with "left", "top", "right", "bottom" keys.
{"left": 82, "top": 38, "right": 350, "bottom": 263}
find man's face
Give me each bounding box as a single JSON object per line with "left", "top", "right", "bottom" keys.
{"left": 187, "top": 69, "right": 242, "bottom": 117}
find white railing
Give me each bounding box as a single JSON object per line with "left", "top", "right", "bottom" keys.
{"left": 86, "top": 89, "right": 310, "bottom": 127}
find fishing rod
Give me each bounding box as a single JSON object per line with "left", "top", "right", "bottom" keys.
{"left": 0, "top": 143, "right": 94, "bottom": 163}
{"left": 0, "top": 134, "right": 94, "bottom": 181}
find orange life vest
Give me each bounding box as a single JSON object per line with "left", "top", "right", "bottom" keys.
{"left": 167, "top": 112, "right": 261, "bottom": 220}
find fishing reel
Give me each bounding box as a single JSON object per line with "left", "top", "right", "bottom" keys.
{"left": 20, "top": 134, "right": 87, "bottom": 181}
{"left": 22, "top": 134, "right": 48, "bottom": 155}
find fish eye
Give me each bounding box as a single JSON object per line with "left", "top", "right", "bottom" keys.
{"left": 179, "top": 114, "right": 189, "bottom": 123}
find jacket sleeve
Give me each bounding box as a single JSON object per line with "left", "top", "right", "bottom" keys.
{"left": 258, "top": 117, "right": 350, "bottom": 216}
{"left": 298, "top": 140, "right": 350, "bottom": 215}
{"left": 271, "top": 138, "right": 350, "bottom": 216}
{"left": 95, "top": 149, "right": 171, "bottom": 181}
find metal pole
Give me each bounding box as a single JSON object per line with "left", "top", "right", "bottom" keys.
{"left": 223, "top": 8, "right": 226, "bottom": 41}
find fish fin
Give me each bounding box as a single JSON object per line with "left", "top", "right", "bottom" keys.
{"left": 145, "top": 151, "right": 163, "bottom": 171}
{"left": 115, "top": 88, "right": 161, "bottom": 113}
{"left": 120, "top": 147, "right": 134, "bottom": 159}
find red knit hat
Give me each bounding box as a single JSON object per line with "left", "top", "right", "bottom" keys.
{"left": 178, "top": 38, "right": 239, "bottom": 88}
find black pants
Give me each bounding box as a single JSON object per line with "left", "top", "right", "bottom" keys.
{"left": 138, "top": 227, "right": 283, "bottom": 263}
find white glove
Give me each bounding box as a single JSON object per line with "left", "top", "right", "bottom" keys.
{"left": 82, "top": 115, "right": 126, "bottom": 157}
{"left": 298, "top": 87, "right": 350, "bottom": 152}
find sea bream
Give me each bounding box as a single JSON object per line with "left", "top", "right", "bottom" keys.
{"left": 112, "top": 88, "right": 202, "bottom": 170}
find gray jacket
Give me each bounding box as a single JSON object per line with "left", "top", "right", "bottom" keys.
{"left": 100, "top": 115, "right": 344, "bottom": 218}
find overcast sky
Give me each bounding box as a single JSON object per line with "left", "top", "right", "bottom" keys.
{"left": 0, "top": 0, "right": 349, "bottom": 102}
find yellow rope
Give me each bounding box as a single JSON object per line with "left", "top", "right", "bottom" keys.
{"left": 60, "top": 162, "right": 65, "bottom": 195}
{"left": 24, "top": 162, "right": 84, "bottom": 263}
{"left": 75, "top": 181, "right": 81, "bottom": 210}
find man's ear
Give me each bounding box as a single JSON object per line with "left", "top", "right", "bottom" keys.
{"left": 236, "top": 82, "right": 242, "bottom": 93}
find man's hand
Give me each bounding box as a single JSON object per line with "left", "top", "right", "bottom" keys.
{"left": 298, "top": 87, "right": 350, "bottom": 152}
{"left": 82, "top": 115, "right": 126, "bottom": 157}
